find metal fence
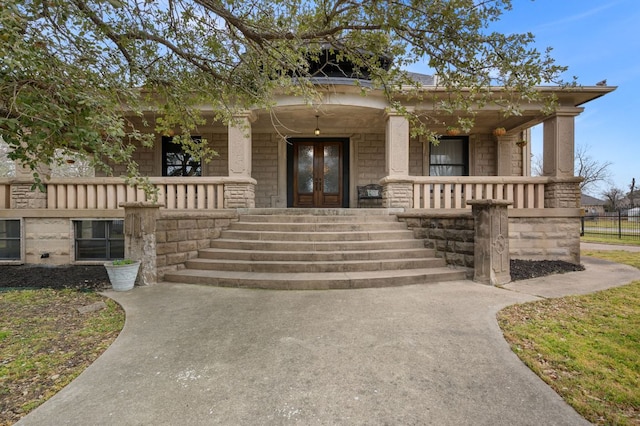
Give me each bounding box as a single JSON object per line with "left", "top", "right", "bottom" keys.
{"left": 581, "top": 211, "right": 640, "bottom": 240}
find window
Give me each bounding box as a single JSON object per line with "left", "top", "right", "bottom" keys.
{"left": 75, "top": 220, "right": 124, "bottom": 260}
{"left": 162, "top": 136, "right": 202, "bottom": 176}
{"left": 429, "top": 137, "right": 469, "bottom": 176}
{"left": 0, "top": 220, "right": 20, "bottom": 260}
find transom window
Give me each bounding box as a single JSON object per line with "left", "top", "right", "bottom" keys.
{"left": 74, "top": 220, "right": 124, "bottom": 261}
{"left": 429, "top": 137, "right": 469, "bottom": 176}
{"left": 162, "top": 136, "right": 202, "bottom": 177}
{"left": 0, "top": 220, "right": 21, "bottom": 260}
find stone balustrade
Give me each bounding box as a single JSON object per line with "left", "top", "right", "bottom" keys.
{"left": 0, "top": 176, "right": 257, "bottom": 210}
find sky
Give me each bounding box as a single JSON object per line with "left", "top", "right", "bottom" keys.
{"left": 413, "top": 0, "right": 640, "bottom": 197}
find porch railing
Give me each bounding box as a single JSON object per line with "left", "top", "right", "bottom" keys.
{"left": 411, "top": 177, "right": 548, "bottom": 209}
{"left": 45, "top": 177, "right": 225, "bottom": 210}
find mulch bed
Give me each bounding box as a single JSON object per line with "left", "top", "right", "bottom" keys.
{"left": 510, "top": 259, "right": 585, "bottom": 281}
{"left": 0, "top": 265, "right": 111, "bottom": 291}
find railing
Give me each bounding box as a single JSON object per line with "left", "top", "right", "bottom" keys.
{"left": 44, "top": 177, "right": 226, "bottom": 210}
{"left": 411, "top": 177, "right": 548, "bottom": 209}
{"left": 581, "top": 211, "right": 640, "bottom": 240}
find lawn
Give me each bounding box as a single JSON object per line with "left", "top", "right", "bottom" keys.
{"left": 0, "top": 289, "right": 124, "bottom": 425}
{"left": 498, "top": 250, "right": 640, "bottom": 425}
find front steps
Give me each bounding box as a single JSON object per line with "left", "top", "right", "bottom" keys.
{"left": 163, "top": 209, "right": 467, "bottom": 290}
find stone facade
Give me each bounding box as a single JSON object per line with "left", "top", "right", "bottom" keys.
{"left": 251, "top": 134, "right": 278, "bottom": 208}
{"left": 11, "top": 183, "right": 47, "bottom": 209}
{"left": 544, "top": 179, "right": 581, "bottom": 208}
{"left": 397, "top": 212, "right": 474, "bottom": 272}
{"left": 509, "top": 216, "right": 580, "bottom": 264}
{"left": 155, "top": 211, "right": 237, "bottom": 280}
{"left": 381, "top": 180, "right": 413, "bottom": 209}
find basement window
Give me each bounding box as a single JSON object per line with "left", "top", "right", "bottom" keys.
{"left": 74, "top": 220, "right": 124, "bottom": 261}
{"left": 0, "top": 220, "right": 20, "bottom": 260}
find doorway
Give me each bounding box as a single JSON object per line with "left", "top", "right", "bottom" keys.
{"left": 287, "top": 138, "right": 350, "bottom": 208}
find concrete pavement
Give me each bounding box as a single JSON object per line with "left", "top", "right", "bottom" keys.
{"left": 18, "top": 252, "right": 640, "bottom": 425}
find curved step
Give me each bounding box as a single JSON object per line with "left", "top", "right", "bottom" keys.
{"left": 209, "top": 239, "right": 426, "bottom": 251}
{"left": 163, "top": 267, "right": 468, "bottom": 290}
{"left": 185, "top": 257, "right": 447, "bottom": 273}
{"left": 198, "top": 247, "right": 437, "bottom": 262}
{"left": 219, "top": 229, "right": 415, "bottom": 242}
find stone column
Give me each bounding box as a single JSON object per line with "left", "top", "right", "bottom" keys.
{"left": 381, "top": 112, "right": 412, "bottom": 208}
{"left": 227, "top": 112, "right": 257, "bottom": 208}
{"left": 495, "top": 134, "right": 516, "bottom": 176}
{"left": 122, "top": 202, "right": 162, "bottom": 286}
{"left": 467, "top": 199, "right": 512, "bottom": 286}
{"left": 542, "top": 109, "right": 582, "bottom": 178}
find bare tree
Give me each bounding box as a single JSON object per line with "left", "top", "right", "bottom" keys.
{"left": 575, "top": 144, "right": 612, "bottom": 195}
{"left": 532, "top": 144, "right": 612, "bottom": 195}
{"left": 602, "top": 186, "right": 625, "bottom": 211}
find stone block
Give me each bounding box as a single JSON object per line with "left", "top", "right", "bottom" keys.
{"left": 166, "top": 252, "right": 188, "bottom": 265}
{"left": 178, "top": 240, "right": 198, "bottom": 253}
{"left": 178, "top": 219, "right": 197, "bottom": 229}
{"left": 156, "top": 242, "right": 177, "bottom": 255}
{"left": 167, "top": 229, "right": 187, "bottom": 242}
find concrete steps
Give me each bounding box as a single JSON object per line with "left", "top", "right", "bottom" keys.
{"left": 163, "top": 209, "right": 467, "bottom": 289}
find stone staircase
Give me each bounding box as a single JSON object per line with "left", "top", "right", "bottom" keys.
{"left": 163, "top": 209, "right": 467, "bottom": 289}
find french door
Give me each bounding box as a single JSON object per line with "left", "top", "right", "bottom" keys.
{"left": 291, "top": 140, "right": 345, "bottom": 208}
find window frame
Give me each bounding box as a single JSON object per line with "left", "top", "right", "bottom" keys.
{"left": 428, "top": 136, "right": 470, "bottom": 177}
{"left": 74, "top": 220, "right": 125, "bottom": 261}
{"left": 161, "top": 135, "right": 203, "bottom": 177}
{"left": 0, "top": 219, "right": 22, "bottom": 261}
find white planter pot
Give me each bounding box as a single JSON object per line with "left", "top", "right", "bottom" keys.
{"left": 104, "top": 261, "right": 141, "bottom": 291}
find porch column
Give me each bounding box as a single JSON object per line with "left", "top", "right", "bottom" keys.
{"left": 542, "top": 108, "right": 583, "bottom": 208}
{"left": 381, "top": 111, "right": 412, "bottom": 208}
{"left": 496, "top": 133, "right": 517, "bottom": 176}
{"left": 227, "top": 112, "right": 257, "bottom": 208}
{"left": 542, "top": 108, "right": 582, "bottom": 178}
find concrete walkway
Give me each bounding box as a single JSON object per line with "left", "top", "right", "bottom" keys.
{"left": 18, "top": 255, "right": 640, "bottom": 425}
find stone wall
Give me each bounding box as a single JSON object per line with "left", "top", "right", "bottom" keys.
{"left": 23, "top": 218, "right": 71, "bottom": 264}
{"left": 398, "top": 209, "right": 582, "bottom": 272}
{"left": 473, "top": 134, "right": 497, "bottom": 176}
{"left": 509, "top": 216, "right": 580, "bottom": 264}
{"left": 356, "top": 133, "right": 386, "bottom": 186}
{"left": 397, "top": 212, "right": 475, "bottom": 272}
{"left": 155, "top": 211, "right": 237, "bottom": 279}
{"left": 251, "top": 134, "right": 278, "bottom": 208}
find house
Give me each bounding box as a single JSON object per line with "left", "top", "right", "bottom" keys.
{"left": 0, "top": 56, "right": 615, "bottom": 287}
{"left": 581, "top": 194, "right": 606, "bottom": 217}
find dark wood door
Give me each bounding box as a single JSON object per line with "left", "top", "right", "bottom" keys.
{"left": 293, "top": 141, "right": 343, "bottom": 208}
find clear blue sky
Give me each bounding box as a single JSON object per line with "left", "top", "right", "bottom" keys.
{"left": 416, "top": 0, "right": 640, "bottom": 197}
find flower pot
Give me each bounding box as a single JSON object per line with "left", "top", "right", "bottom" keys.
{"left": 445, "top": 128, "right": 460, "bottom": 136}
{"left": 104, "top": 261, "right": 140, "bottom": 291}
{"left": 493, "top": 127, "right": 507, "bottom": 137}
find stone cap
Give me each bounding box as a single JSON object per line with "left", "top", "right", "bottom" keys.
{"left": 466, "top": 199, "right": 513, "bottom": 207}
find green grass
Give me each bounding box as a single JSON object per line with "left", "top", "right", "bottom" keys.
{"left": 581, "top": 235, "right": 640, "bottom": 246}
{"left": 0, "top": 289, "right": 124, "bottom": 425}
{"left": 498, "top": 250, "right": 640, "bottom": 425}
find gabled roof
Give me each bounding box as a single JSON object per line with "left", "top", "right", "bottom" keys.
{"left": 581, "top": 194, "right": 606, "bottom": 206}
